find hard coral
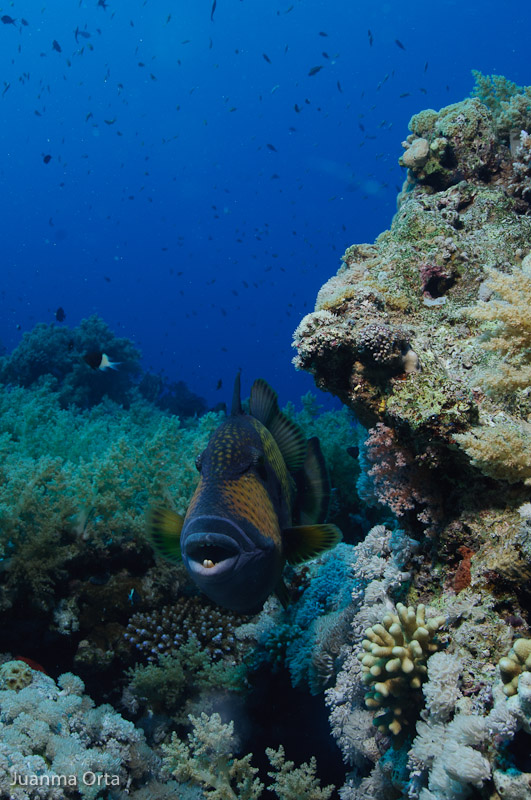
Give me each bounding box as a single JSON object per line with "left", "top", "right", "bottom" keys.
{"left": 499, "top": 638, "right": 531, "bottom": 696}
{"left": 359, "top": 603, "right": 446, "bottom": 735}
{"left": 125, "top": 596, "right": 243, "bottom": 662}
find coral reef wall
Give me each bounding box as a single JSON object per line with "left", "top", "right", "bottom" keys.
{"left": 292, "top": 76, "right": 531, "bottom": 799}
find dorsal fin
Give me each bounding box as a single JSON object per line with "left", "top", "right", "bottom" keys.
{"left": 296, "top": 436, "right": 331, "bottom": 524}
{"left": 250, "top": 378, "right": 307, "bottom": 472}
{"left": 231, "top": 370, "right": 242, "bottom": 415}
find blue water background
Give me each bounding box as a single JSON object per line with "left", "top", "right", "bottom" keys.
{"left": 0, "top": 0, "right": 528, "bottom": 409}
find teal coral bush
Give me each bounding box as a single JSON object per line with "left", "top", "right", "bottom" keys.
{"left": 471, "top": 70, "right": 531, "bottom": 138}
{"left": 0, "top": 378, "right": 221, "bottom": 611}
{"left": 257, "top": 544, "right": 357, "bottom": 694}
{"left": 0, "top": 314, "right": 141, "bottom": 408}
{"left": 126, "top": 638, "right": 247, "bottom": 720}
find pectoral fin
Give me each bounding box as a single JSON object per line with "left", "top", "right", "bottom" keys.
{"left": 282, "top": 523, "right": 342, "bottom": 565}
{"left": 147, "top": 507, "right": 184, "bottom": 562}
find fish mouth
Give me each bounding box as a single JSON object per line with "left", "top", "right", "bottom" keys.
{"left": 183, "top": 532, "right": 241, "bottom": 579}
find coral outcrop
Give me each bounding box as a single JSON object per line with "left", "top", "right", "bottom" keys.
{"left": 293, "top": 75, "right": 531, "bottom": 799}
{"left": 292, "top": 75, "right": 531, "bottom": 561}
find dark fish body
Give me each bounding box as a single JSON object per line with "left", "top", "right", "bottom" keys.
{"left": 308, "top": 65, "right": 324, "bottom": 76}
{"left": 1, "top": 15, "right": 16, "bottom": 25}
{"left": 149, "top": 377, "right": 342, "bottom": 613}
{"left": 83, "top": 351, "right": 119, "bottom": 370}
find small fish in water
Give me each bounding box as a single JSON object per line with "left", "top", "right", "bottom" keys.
{"left": 308, "top": 65, "right": 324, "bottom": 76}
{"left": 43, "top": 154, "right": 52, "bottom": 163}
{"left": 1, "top": 15, "right": 16, "bottom": 25}
{"left": 395, "top": 38, "right": 406, "bottom": 50}
{"left": 148, "top": 376, "right": 342, "bottom": 613}
{"left": 55, "top": 306, "right": 66, "bottom": 322}
{"left": 52, "top": 40, "right": 62, "bottom": 52}
{"left": 368, "top": 29, "right": 373, "bottom": 46}
{"left": 83, "top": 351, "right": 120, "bottom": 371}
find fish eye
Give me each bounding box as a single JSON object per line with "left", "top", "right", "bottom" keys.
{"left": 195, "top": 453, "right": 203, "bottom": 472}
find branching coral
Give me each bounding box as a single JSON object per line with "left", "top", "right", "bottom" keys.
{"left": 359, "top": 603, "right": 446, "bottom": 735}
{"left": 266, "top": 745, "right": 334, "bottom": 800}
{"left": 162, "top": 712, "right": 335, "bottom": 800}
{"left": 162, "top": 712, "right": 264, "bottom": 800}
{"left": 125, "top": 596, "right": 243, "bottom": 661}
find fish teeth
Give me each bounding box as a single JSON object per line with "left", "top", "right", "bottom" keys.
{"left": 203, "top": 559, "right": 215, "bottom": 568}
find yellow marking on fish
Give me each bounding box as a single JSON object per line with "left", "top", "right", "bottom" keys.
{"left": 221, "top": 473, "right": 281, "bottom": 547}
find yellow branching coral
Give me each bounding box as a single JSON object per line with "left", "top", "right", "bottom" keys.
{"left": 454, "top": 418, "right": 531, "bottom": 485}
{"left": 162, "top": 712, "right": 263, "bottom": 800}
{"left": 359, "top": 603, "right": 446, "bottom": 735}
{"left": 162, "top": 712, "right": 335, "bottom": 800}
{"left": 466, "top": 265, "right": 531, "bottom": 394}
{"left": 499, "top": 638, "right": 531, "bottom": 696}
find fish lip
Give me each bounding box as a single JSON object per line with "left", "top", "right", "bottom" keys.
{"left": 183, "top": 531, "right": 241, "bottom": 579}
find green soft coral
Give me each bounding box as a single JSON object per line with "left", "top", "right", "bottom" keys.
{"left": 0, "top": 381, "right": 221, "bottom": 609}
{"left": 127, "top": 639, "right": 247, "bottom": 718}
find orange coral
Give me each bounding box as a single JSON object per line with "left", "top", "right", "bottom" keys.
{"left": 453, "top": 546, "right": 475, "bottom": 593}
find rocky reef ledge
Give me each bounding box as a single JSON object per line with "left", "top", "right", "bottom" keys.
{"left": 294, "top": 75, "right": 531, "bottom": 557}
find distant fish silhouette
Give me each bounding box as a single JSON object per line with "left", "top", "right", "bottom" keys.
{"left": 55, "top": 307, "right": 66, "bottom": 322}
{"left": 1, "top": 15, "right": 16, "bottom": 25}
{"left": 308, "top": 65, "right": 324, "bottom": 76}
{"left": 52, "top": 39, "right": 62, "bottom": 52}
{"left": 395, "top": 39, "right": 406, "bottom": 50}
{"left": 83, "top": 351, "right": 120, "bottom": 371}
